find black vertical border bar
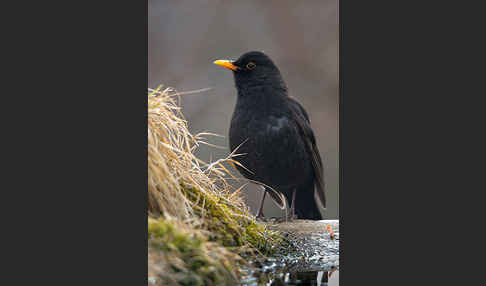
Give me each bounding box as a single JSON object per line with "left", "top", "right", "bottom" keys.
{"left": 339, "top": 0, "right": 344, "bottom": 281}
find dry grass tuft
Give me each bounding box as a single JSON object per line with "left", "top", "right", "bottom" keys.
{"left": 148, "top": 86, "right": 248, "bottom": 221}
{"left": 147, "top": 85, "right": 281, "bottom": 285}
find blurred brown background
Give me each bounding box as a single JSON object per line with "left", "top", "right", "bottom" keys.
{"left": 149, "top": 0, "right": 339, "bottom": 219}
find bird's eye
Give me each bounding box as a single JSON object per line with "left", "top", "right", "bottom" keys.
{"left": 246, "top": 62, "right": 256, "bottom": 70}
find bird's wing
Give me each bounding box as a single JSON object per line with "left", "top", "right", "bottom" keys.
{"left": 286, "top": 96, "right": 327, "bottom": 209}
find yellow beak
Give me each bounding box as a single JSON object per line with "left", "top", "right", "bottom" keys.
{"left": 213, "top": 60, "right": 239, "bottom": 71}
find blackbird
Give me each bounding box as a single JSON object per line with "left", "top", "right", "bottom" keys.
{"left": 213, "top": 51, "right": 326, "bottom": 220}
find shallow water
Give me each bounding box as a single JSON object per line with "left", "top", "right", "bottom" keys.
{"left": 241, "top": 267, "right": 338, "bottom": 286}
{"left": 240, "top": 253, "right": 339, "bottom": 285}
{"left": 240, "top": 220, "right": 339, "bottom": 286}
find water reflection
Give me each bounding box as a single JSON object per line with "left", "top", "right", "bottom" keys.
{"left": 241, "top": 268, "right": 339, "bottom": 286}
{"left": 240, "top": 220, "right": 339, "bottom": 285}
{"left": 267, "top": 270, "right": 334, "bottom": 285}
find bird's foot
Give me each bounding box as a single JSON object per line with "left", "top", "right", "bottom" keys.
{"left": 255, "top": 215, "right": 268, "bottom": 222}
{"left": 273, "top": 214, "right": 298, "bottom": 223}
{"left": 255, "top": 209, "right": 268, "bottom": 221}
{"left": 286, "top": 213, "right": 298, "bottom": 222}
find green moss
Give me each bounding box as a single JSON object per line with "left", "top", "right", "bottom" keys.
{"left": 148, "top": 182, "right": 285, "bottom": 284}
{"left": 179, "top": 182, "right": 281, "bottom": 254}
{"left": 149, "top": 217, "right": 238, "bottom": 285}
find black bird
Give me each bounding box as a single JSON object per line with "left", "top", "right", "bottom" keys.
{"left": 214, "top": 51, "right": 326, "bottom": 220}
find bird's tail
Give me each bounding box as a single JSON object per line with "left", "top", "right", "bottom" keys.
{"left": 294, "top": 189, "right": 324, "bottom": 220}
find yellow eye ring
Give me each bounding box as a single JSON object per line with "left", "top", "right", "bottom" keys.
{"left": 246, "top": 62, "right": 256, "bottom": 70}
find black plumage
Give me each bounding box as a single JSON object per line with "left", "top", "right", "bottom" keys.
{"left": 214, "top": 51, "right": 326, "bottom": 220}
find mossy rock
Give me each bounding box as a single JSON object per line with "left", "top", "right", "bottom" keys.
{"left": 148, "top": 217, "right": 240, "bottom": 286}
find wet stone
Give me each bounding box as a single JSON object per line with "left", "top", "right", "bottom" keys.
{"left": 241, "top": 220, "right": 339, "bottom": 285}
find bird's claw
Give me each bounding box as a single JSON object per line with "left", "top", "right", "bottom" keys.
{"left": 255, "top": 215, "right": 268, "bottom": 222}
{"left": 273, "top": 214, "right": 298, "bottom": 223}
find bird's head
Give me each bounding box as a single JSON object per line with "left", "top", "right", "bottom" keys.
{"left": 213, "top": 51, "right": 287, "bottom": 94}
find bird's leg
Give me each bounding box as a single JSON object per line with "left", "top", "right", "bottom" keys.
{"left": 256, "top": 186, "right": 267, "bottom": 220}
{"left": 289, "top": 189, "right": 298, "bottom": 221}
{"left": 279, "top": 190, "right": 298, "bottom": 223}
